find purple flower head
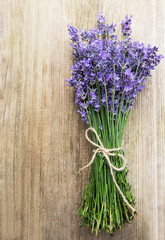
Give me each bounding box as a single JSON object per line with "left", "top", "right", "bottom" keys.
{"left": 121, "top": 15, "right": 132, "bottom": 37}
{"left": 67, "top": 24, "right": 79, "bottom": 42}
{"left": 97, "top": 12, "right": 106, "bottom": 29}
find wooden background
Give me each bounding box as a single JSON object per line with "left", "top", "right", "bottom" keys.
{"left": 0, "top": 0, "right": 165, "bottom": 239}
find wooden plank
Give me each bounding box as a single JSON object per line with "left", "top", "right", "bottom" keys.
{"left": 0, "top": 0, "right": 164, "bottom": 239}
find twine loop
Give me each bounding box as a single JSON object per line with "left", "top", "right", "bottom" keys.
{"left": 79, "top": 127, "right": 136, "bottom": 213}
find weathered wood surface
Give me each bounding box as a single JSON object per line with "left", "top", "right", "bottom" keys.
{"left": 0, "top": 0, "right": 165, "bottom": 239}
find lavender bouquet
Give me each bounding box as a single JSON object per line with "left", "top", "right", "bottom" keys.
{"left": 66, "top": 14, "right": 163, "bottom": 235}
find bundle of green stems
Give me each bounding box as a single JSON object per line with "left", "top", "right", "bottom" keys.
{"left": 78, "top": 100, "right": 136, "bottom": 235}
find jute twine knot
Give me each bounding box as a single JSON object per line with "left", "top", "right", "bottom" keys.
{"left": 79, "top": 127, "right": 136, "bottom": 213}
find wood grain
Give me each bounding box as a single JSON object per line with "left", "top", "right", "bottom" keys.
{"left": 0, "top": 0, "right": 164, "bottom": 239}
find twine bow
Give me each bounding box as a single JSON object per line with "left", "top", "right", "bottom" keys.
{"left": 79, "top": 127, "right": 136, "bottom": 213}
